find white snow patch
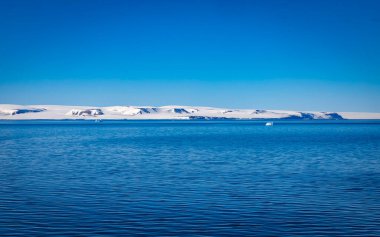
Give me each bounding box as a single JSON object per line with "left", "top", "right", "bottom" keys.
{"left": 66, "top": 109, "right": 103, "bottom": 117}
{"left": 0, "top": 105, "right": 46, "bottom": 116}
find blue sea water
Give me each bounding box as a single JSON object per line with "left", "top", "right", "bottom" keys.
{"left": 0, "top": 120, "right": 379, "bottom": 236}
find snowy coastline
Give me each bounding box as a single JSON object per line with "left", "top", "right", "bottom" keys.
{"left": 1, "top": 104, "right": 379, "bottom": 120}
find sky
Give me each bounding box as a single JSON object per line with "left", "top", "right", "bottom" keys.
{"left": 0, "top": 0, "right": 379, "bottom": 112}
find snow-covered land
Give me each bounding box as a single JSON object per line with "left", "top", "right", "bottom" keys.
{"left": 0, "top": 104, "right": 379, "bottom": 120}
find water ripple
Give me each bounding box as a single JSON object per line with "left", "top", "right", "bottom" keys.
{"left": 0, "top": 122, "right": 379, "bottom": 236}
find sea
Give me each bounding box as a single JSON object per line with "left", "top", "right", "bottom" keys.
{"left": 0, "top": 120, "right": 379, "bottom": 236}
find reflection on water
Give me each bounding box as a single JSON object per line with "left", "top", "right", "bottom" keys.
{"left": 0, "top": 121, "right": 380, "bottom": 236}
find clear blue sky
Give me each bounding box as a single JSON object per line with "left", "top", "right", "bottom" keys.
{"left": 0, "top": 0, "right": 379, "bottom": 112}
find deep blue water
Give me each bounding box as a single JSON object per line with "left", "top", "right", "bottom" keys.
{"left": 0, "top": 120, "right": 380, "bottom": 236}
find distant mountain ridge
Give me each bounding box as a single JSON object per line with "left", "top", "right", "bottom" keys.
{"left": 0, "top": 104, "right": 379, "bottom": 120}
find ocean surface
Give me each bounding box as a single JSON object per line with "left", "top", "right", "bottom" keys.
{"left": 0, "top": 120, "right": 379, "bottom": 236}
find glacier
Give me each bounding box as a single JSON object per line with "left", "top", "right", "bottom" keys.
{"left": 0, "top": 104, "right": 379, "bottom": 120}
